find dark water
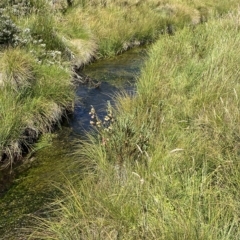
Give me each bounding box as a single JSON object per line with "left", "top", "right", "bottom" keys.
{"left": 0, "top": 47, "right": 147, "bottom": 239}
{"left": 68, "top": 47, "right": 146, "bottom": 134}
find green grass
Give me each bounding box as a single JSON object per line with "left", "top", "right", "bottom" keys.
{"left": 27, "top": 8, "right": 240, "bottom": 240}
{"left": 1, "top": 0, "right": 240, "bottom": 237}
{"left": 0, "top": 48, "right": 74, "bottom": 168}
{"left": 0, "top": 0, "right": 207, "bottom": 167}
{"left": 74, "top": 2, "right": 199, "bottom": 57}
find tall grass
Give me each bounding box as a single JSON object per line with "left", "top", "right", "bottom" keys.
{"left": 0, "top": 0, "right": 210, "bottom": 167}
{"left": 63, "top": 0, "right": 240, "bottom": 58}
{"left": 27, "top": 9, "right": 240, "bottom": 239}
{"left": 2, "top": 0, "right": 240, "bottom": 237}
{"left": 70, "top": 1, "right": 200, "bottom": 57}
{"left": 0, "top": 48, "right": 74, "bottom": 168}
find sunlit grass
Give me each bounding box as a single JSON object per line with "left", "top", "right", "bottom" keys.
{"left": 0, "top": 48, "right": 35, "bottom": 91}
{"left": 73, "top": 2, "right": 199, "bottom": 57}
{"left": 28, "top": 9, "right": 240, "bottom": 239}
{"left": 1, "top": 0, "right": 240, "bottom": 237}
{"left": 0, "top": 0, "right": 210, "bottom": 167}
{"left": 0, "top": 48, "right": 74, "bottom": 168}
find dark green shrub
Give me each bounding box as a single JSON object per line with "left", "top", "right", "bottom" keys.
{"left": 0, "top": 13, "right": 21, "bottom": 46}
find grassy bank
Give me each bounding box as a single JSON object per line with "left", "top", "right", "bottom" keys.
{"left": 27, "top": 5, "right": 240, "bottom": 240}
{"left": 0, "top": 0, "right": 239, "bottom": 168}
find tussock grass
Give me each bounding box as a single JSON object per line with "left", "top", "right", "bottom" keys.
{"left": 29, "top": 13, "right": 68, "bottom": 55}
{"left": 32, "top": 64, "right": 74, "bottom": 108}
{"left": 0, "top": 48, "right": 74, "bottom": 168}
{"left": 64, "top": 0, "right": 239, "bottom": 59}
{"left": 72, "top": 2, "right": 199, "bottom": 57}
{"left": 28, "top": 9, "right": 240, "bottom": 239}
{"left": 0, "top": 90, "right": 24, "bottom": 166}
{"left": 0, "top": 48, "right": 35, "bottom": 90}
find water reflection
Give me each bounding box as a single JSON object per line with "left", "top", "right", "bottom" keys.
{"left": 65, "top": 47, "right": 146, "bottom": 134}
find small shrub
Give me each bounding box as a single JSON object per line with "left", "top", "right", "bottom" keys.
{"left": 89, "top": 102, "right": 150, "bottom": 173}
{"left": 6, "top": 0, "right": 50, "bottom": 16}
{"left": 0, "top": 12, "right": 21, "bottom": 46}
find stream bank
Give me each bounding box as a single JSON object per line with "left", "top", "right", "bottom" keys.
{"left": 0, "top": 46, "right": 147, "bottom": 239}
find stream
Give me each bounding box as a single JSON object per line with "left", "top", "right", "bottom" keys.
{"left": 0, "top": 46, "right": 147, "bottom": 239}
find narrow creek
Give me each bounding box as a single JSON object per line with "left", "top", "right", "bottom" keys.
{"left": 0, "top": 47, "right": 147, "bottom": 239}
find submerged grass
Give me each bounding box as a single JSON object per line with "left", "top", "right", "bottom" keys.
{"left": 27, "top": 8, "right": 240, "bottom": 240}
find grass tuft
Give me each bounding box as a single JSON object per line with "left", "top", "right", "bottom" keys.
{"left": 0, "top": 48, "right": 35, "bottom": 91}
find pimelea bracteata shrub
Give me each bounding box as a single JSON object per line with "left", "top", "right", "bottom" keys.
{"left": 0, "top": 10, "right": 21, "bottom": 46}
